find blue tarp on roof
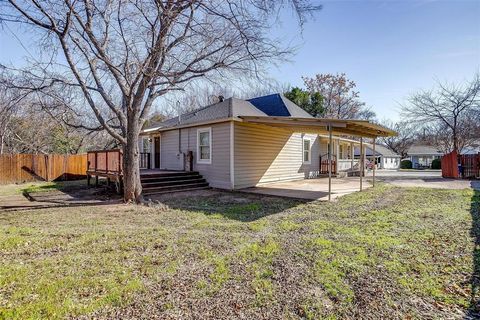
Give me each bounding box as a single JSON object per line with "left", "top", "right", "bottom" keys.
{"left": 247, "top": 94, "right": 291, "bottom": 117}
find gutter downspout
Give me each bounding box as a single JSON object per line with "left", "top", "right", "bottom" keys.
{"left": 372, "top": 138, "right": 376, "bottom": 187}
{"left": 177, "top": 101, "right": 184, "bottom": 171}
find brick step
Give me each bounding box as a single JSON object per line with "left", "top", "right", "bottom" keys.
{"left": 142, "top": 178, "right": 206, "bottom": 188}
{"left": 142, "top": 182, "right": 210, "bottom": 195}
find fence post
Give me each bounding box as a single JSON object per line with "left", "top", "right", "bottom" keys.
{"left": 118, "top": 150, "right": 122, "bottom": 175}
{"left": 94, "top": 152, "right": 98, "bottom": 172}
{"left": 47, "top": 154, "right": 51, "bottom": 181}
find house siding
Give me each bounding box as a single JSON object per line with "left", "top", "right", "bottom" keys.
{"left": 160, "top": 130, "right": 182, "bottom": 170}
{"left": 233, "top": 122, "right": 319, "bottom": 189}
{"left": 159, "top": 122, "right": 231, "bottom": 189}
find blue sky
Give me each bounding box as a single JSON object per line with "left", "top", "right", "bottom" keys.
{"left": 1, "top": 0, "right": 479, "bottom": 121}
{"left": 268, "top": 0, "right": 480, "bottom": 120}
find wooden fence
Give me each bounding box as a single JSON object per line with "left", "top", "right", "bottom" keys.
{"left": 460, "top": 153, "right": 480, "bottom": 179}
{"left": 441, "top": 151, "right": 459, "bottom": 178}
{"left": 0, "top": 154, "right": 87, "bottom": 184}
{"left": 442, "top": 151, "right": 480, "bottom": 179}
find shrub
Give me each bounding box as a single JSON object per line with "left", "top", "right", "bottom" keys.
{"left": 431, "top": 158, "right": 441, "bottom": 169}
{"left": 400, "top": 160, "right": 412, "bottom": 169}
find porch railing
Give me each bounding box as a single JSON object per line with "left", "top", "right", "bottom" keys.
{"left": 87, "top": 149, "right": 152, "bottom": 174}
{"left": 319, "top": 154, "right": 337, "bottom": 175}
{"left": 139, "top": 152, "right": 151, "bottom": 169}
{"left": 87, "top": 149, "right": 123, "bottom": 175}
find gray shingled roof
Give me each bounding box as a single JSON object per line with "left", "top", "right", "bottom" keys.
{"left": 407, "top": 145, "right": 444, "bottom": 156}
{"left": 354, "top": 144, "right": 401, "bottom": 157}
{"left": 371, "top": 144, "right": 401, "bottom": 157}
{"left": 143, "top": 94, "right": 313, "bottom": 131}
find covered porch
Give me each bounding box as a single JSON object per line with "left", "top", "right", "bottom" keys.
{"left": 318, "top": 135, "right": 362, "bottom": 176}
{"left": 238, "top": 116, "right": 396, "bottom": 200}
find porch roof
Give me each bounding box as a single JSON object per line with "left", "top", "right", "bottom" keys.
{"left": 238, "top": 116, "right": 397, "bottom": 138}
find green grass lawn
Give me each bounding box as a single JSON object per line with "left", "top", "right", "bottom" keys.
{"left": 0, "top": 184, "right": 478, "bottom": 319}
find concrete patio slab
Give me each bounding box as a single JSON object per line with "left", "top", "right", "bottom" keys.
{"left": 240, "top": 177, "right": 370, "bottom": 201}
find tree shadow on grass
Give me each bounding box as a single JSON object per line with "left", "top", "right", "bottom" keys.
{"left": 151, "top": 190, "right": 310, "bottom": 222}
{"left": 468, "top": 184, "right": 480, "bottom": 319}
{"left": 0, "top": 180, "right": 121, "bottom": 212}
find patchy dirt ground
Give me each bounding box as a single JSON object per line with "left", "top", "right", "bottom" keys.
{"left": 0, "top": 180, "right": 121, "bottom": 212}
{"left": 0, "top": 184, "right": 479, "bottom": 319}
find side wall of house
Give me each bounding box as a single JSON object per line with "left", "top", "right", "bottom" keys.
{"left": 159, "top": 122, "right": 231, "bottom": 189}
{"left": 233, "top": 122, "right": 319, "bottom": 189}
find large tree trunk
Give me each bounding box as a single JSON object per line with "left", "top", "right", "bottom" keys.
{"left": 122, "top": 119, "right": 143, "bottom": 203}
{"left": 452, "top": 128, "right": 458, "bottom": 153}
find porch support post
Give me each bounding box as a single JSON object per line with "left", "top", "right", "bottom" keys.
{"left": 350, "top": 142, "right": 354, "bottom": 171}
{"left": 328, "top": 124, "right": 333, "bottom": 201}
{"left": 360, "top": 137, "right": 363, "bottom": 191}
{"left": 150, "top": 136, "right": 154, "bottom": 169}
{"left": 336, "top": 140, "right": 340, "bottom": 161}
{"left": 372, "top": 138, "right": 376, "bottom": 187}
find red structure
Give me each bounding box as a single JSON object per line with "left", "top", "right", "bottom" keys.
{"left": 442, "top": 151, "right": 480, "bottom": 179}
{"left": 441, "top": 151, "right": 459, "bottom": 178}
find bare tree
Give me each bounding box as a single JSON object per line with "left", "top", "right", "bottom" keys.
{"left": 380, "top": 120, "right": 415, "bottom": 158}
{"left": 0, "top": 85, "right": 16, "bottom": 154}
{"left": 1, "top": 68, "right": 117, "bottom": 154}
{"left": 416, "top": 113, "right": 480, "bottom": 154}
{"left": 1, "top": 0, "right": 320, "bottom": 203}
{"left": 302, "top": 73, "right": 373, "bottom": 119}
{"left": 402, "top": 74, "right": 480, "bottom": 153}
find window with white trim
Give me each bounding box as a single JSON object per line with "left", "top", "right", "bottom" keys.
{"left": 303, "top": 137, "right": 311, "bottom": 164}
{"left": 197, "top": 127, "right": 212, "bottom": 164}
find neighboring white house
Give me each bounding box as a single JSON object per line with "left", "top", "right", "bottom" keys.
{"left": 138, "top": 94, "right": 395, "bottom": 190}
{"left": 406, "top": 145, "right": 443, "bottom": 169}
{"left": 354, "top": 144, "right": 401, "bottom": 169}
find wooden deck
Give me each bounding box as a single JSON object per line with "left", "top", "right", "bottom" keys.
{"left": 86, "top": 150, "right": 159, "bottom": 176}
{"left": 86, "top": 149, "right": 197, "bottom": 193}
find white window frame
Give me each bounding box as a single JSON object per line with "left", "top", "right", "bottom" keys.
{"left": 302, "top": 136, "right": 312, "bottom": 164}
{"left": 197, "top": 127, "right": 212, "bottom": 164}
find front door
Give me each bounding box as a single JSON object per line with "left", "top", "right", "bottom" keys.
{"left": 154, "top": 136, "right": 160, "bottom": 168}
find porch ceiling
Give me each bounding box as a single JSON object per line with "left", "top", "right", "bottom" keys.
{"left": 238, "top": 116, "right": 397, "bottom": 138}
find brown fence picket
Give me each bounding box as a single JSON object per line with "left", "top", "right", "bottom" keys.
{"left": 0, "top": 153, "right": 87, "bottom": 184}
